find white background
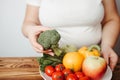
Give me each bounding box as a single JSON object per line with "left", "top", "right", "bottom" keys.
{"left": 0, "top": 0, "right": 120, "bottom": 57}
{"left": 0, "top": 0, "right": 41, "bottom": 57}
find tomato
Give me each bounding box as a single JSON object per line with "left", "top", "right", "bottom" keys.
{"left": 79, "top": 76, "right": 91, "bottom": 80}
{"left": 66, "top": 74, "right": 78, "bottom": 80}
{"left": 55, "top": 64, "right": 65, "bottom": 72}
{"left": 62, "top": 69, "right": 73, "bottom": 78}
{"left": 75, "top": 71, "right": 85, "bottom": 79}
{"left": 52, "top": 71, "right": 64, "bottom": 80}
{"left": 45, "top": 65, "right": 55, "bottom": 76}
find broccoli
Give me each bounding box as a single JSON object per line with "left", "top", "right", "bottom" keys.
{"left": 37, "top": 29, "right": 61, "bottom": 50}
{"left": 37, "top": 29, "right": 63, "bottom": 56}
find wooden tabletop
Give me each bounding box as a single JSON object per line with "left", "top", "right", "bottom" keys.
{"left": 0, "top": 57, "right": 119, "bottom": 80}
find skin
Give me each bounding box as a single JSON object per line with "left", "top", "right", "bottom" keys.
{"left": 22, "top": 5, "right": 53, "bottom": 54}
{"left": 22, "top": 0, "right": 120, "bottom": 71}
{"left": 101, "top": 0, "right": 120, "bottom": 71}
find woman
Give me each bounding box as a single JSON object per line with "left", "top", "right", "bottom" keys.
{"left": 22, "top": 0, "right": 120, "bottom": 71}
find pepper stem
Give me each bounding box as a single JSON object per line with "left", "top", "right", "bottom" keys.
{"left": 88, "top": 45, "right": 101, "bottom": 52}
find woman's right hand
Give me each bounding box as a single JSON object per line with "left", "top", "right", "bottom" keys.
{"left": 27, "top": 25, "right": 53, "bottom": 55}
{"left": 22, "top": 5, "right": 54, "bottom": 55}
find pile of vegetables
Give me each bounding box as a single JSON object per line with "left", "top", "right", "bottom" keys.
{"left": 36, "top": 29, "right": 106, "bottom": 80}
{"left": 37, "top": 29, "right": 77, "bottom": 72}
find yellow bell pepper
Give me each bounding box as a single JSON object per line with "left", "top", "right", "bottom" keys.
{"left": 78, "top": 45, "right": 101, "bottom": 58}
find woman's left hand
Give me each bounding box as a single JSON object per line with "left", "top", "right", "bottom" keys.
{"left": 101, "top": 46, "right": 118, "bottom": 71}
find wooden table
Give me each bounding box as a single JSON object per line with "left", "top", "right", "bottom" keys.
{"left": 0, "top": 57, "right": 120, "bottom": 80}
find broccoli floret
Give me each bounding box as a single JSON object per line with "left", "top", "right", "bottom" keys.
{"left": 37, "top": 30, "right": 61, "bottom": 50}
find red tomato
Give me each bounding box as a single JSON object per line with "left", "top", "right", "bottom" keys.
{"left": 55, "top": 64, "right": 65, "bottom": 72}
{"left": 45, "top": 65, "right": 55, "bottom": 76}
{"left": 66, "top": 74, "right": 78, "bottom": 80}
{"left": 75, "top": 71, "right": 85, "bottom": 79}
{"left": 52, "top": 71, "right": 64, "bottom": 80}
{"left": 79, "top": 76, "right": 91, "bottom": 80}
{"left": 62, "top": 69, "right": 73, "bottom": 78}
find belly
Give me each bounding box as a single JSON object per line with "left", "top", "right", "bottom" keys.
{"left": 53, "top": 24, "right": 102, "bottom": 48}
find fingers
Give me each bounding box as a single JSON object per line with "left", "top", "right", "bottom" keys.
{"left": 29, "top": 33, "right": 43, "bottom": 52}
{"left": 27, "top": 26, "right": 54, "bottom": 55}
{"left": 29, "top": 33, "right": 54, "bottom": 55}
{"left": 43, "top": 49, "right": 52, "bottom": 53}
{"left": 109, "top": 51, "right": 118, "bottom": 71}
{"left": 30, "top": 36, "right": 54, "bottom": 56}
{"left": 101, "top": 50, "right": 109, "bottom": 65}
{"left": 110, "top": 56, "right": 118, "bottom": 71}
{"left": 103, "top": 54, "right": 109, "bottom": 65}
{"left": 28, "top": 26, "right": 51, "bottom": 51}
{"left": 46, "top": 52, "right": 54, "bottom": 56}
{"left": 102, "top": 48, "right": 118, "bottom": 71}
{"left": 33, "top": 47, "right": 54, "bottom": 56}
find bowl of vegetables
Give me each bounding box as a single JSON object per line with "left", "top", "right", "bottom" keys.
{"left": 37, "top": 30, "right": 112, "bottom": 80}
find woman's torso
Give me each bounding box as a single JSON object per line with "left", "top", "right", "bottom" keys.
{"left": 39, "top": 0, "right": 104, "bottom": 48}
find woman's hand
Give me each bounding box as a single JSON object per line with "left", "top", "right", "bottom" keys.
{"left": 22, "top": 5, "right": 54, "bottom": 56}
{"left": 27, "top": 25, "right": 54, "bottom": 55}
{"left": 101, "top": 45, "right": 118, "bottom": 71}
{"left": 101, "top": 0, "right": 119, "bottom": 71}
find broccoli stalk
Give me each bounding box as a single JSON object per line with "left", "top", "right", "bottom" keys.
{"left": 51, "top": 44, "right": 63, "bottom": 56}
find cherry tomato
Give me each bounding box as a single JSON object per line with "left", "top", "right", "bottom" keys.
{"left": 79, "top": 76, "right": 91, "bottom": 80}
{"left": 52, "top": 71, "right": 64, "bottom": 80}
{"left": 55, "top": 64, "right": 65, "bottom": 72}
{"left": 66, "top": 74, "right": 78, "bottom": 80}
{"left": 62, "top": 69, "right": 73, "bottom": 78}
{"left": 75, "top": 71, "right": 85, "bottom": 79}
{"left": 45, "top": 65, "right": 55, "bottom": 76}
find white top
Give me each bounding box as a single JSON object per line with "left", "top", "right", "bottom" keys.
{"left": 26, "top": 0, "right": 104, "bottom": 48}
